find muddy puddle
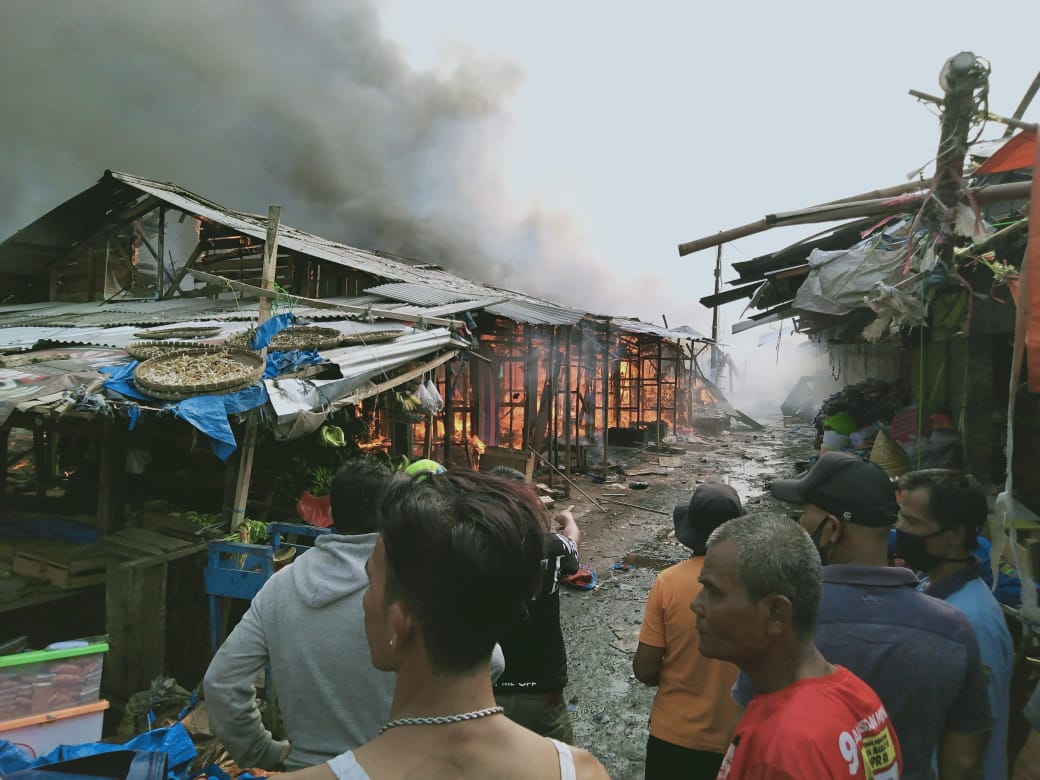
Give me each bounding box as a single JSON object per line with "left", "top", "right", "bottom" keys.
{"left": 555, "top": 420, "right": 815, "bottom": 778}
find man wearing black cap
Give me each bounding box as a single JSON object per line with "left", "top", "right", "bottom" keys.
{"left": 733, "top": 451, "right": 991, "bottom": 780}
{"left": 633, "top": 482, "right": 744, "bottom": 778}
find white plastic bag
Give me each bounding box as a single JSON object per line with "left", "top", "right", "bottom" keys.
{"left": 423, "top": 378, "right": 444, "bottom": 414}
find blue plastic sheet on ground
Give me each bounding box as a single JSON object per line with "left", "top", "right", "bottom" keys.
{"left": 101, "top": 364, "right": 269, "bottom": 461}
{"left": 0, "top": 517, "right": 100, "bottom": 544}
{"left": 0, "top": 723, "right": 196, "bottom": 780}
{"left": 263, "top": 348, "right": 324, "bottom": 379}
{"left": 249, "top": 312, "right": 295, "bottom": 350}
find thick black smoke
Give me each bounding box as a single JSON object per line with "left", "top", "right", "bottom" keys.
{"left": 0, "top": 0, "right": 688, "bottom": 322}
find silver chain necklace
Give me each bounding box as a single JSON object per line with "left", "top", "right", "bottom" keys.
{"left": 378, "top": 706, "right": 504, "bottom": 735}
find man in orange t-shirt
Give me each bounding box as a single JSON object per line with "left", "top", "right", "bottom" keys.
{"left": 634, "top": 483, "right": 744, "bottom": 778}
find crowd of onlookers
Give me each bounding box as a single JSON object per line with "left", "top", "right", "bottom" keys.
{"left": 200, "top": 451, "right": 1038, "bottom": 779}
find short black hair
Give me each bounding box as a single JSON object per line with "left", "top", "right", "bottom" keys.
{"left": 898, "top": 469, "right": 987, "bottom": 550}
{"left": 329, "top": 459, "right": 392, "bottom": 533}
{"left": 376, "top": 469, "right": 545, "bottom": 673}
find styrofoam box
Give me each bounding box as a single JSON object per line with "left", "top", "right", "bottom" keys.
{"left": 0, "top": 641, "right": 108, "bottom": 721}
{"left": 0, "top": 699, "right": 109, "bottom": 758}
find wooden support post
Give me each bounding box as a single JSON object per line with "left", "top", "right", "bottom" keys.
{"left": 522, "top": 327, "right": 536, "bottom": 452}
{"left": 443, "top": 363, "right": 454, "bottom": 466}
{"left": 547, "top": 328, "right": 557, "bottom": 486}
{"left": 156, "top": 206, "right": 166, "bottom": 298}
{"left": 0, "top": 427, "right": 8, "bottom": 498}
{"left": 105, "top": 561, "right": 167, "bottom": 703}
{"left": 563, "top": 328, "right": 572, "bottom": 493}
{"left": 602, "top": 319, "right": 610, "bottom": 478}
{"left": 229, "top": 206, "right": 280, "bottom": 530}
{"left": 33, "top": 426, "right": 49, "bottom": 497}
{"left": 96, "top": 419, "right": 126, "bottom": 534}
{"left": 656, "top": 339, "right": 663, "bottom": 447}
{"left": 932, "top": 54, "right": 988, "bottom": 269}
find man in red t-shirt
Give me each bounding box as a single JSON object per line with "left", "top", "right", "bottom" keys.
{"left": 692, "top": 513, "right": 903, "bottom": 779}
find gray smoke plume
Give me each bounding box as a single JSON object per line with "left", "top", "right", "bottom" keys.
{"left": 0, "top": 0, "right": 694, "bottom": 325}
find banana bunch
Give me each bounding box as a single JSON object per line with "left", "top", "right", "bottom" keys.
{"left": 396, "top": 390, "right": 424, "bottom": 412}
{"left": 180, "top": 510, "right": 221, "bottom": 528}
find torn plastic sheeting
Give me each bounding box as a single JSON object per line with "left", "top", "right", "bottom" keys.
{"left": 265, "top": 328, "right": 456, "bottom": 424}
{"left": 861, "top": 282, "right": 927, "bottom": 342}
{"left": 793, "top": 229, "right": 916, "bottom": 316}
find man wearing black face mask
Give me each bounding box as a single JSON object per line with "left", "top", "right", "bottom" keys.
{"left": 731, "top": 451, "right": 991, "bottom": 780}
{"left": 897, "top": 470, "right": 1013, "bottom": 780}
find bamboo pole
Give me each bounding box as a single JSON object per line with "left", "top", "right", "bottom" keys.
{"left": 909, "top": 89, "right": 1038, "bottom": 134}
{"left": 600, "top": 497, "right": 671, "bottom": 516}
{"left": 529, "top": 448, "right": 606, "bottom": 512}
{"left": 677, "top": 180, "right": 1031, "bottom": 257}
{"left": 230, "top": 205, "right": 280, "bottom": 530}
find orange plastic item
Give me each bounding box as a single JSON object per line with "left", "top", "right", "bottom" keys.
{"left": 295, "top": 491, "right": 333, "bottom": 528}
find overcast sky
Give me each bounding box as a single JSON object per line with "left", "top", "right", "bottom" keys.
{"left": 1, "top": 1, "right": 1036, "bottom": 372}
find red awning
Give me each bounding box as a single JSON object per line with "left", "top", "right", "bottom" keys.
{"left": 977, "top": 131, "right": 1037, "bottom": 175}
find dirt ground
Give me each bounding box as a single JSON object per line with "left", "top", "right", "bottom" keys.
{"left": 552, "top": 418, "right": 816, "bottom": 779}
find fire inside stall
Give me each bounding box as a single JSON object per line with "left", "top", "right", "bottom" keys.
{"left": 396, "top": 320, "right": 697, "bottom": 474}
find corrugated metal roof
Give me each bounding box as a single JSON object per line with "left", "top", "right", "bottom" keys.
{"left": 1, "top": 171, "right": 707, "bottom": 336}
{"left": 0, "top": 326, "right": 72, "bottom": 351}
{"left": 110, "top": 172, "right": 523, "bottom": 301}
{"left": 363, "top": 282, "right": 584, "bottom": 325}
{"left": 611, "top": 318, "right": 710, "bottom": 341}
{"left": 363, "top": 283, "right": 475, "bottom": 306}
{"left": 484, "top": 300, "right": 585, "bottom": 326}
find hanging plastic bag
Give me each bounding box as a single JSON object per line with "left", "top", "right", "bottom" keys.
{"left": 424, "top": 378, "right": 444, "bottom": 414}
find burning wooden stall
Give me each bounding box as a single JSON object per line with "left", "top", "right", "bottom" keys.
{"left": 406, "top": 311, "right": 711, "bottom": 476}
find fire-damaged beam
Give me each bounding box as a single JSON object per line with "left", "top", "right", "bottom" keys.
{"left": 699, "top": 280, "right": 763, "bottom": 309}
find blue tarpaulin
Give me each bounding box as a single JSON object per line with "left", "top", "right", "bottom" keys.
{"left": 0, "top": 723, "right": 196, "bottom": 780}
{"left": 249, "top": 312, "right": 295, "bottom": 350}
{"left": 100, "top": 364, "right": 269, "bottom": 461}
{"left": 263, "top": 348, "right": 324, "bottom": 379}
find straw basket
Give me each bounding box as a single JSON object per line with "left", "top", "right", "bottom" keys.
{"left": 869, "top": 429, "right": 911, "bottom": 477}
{"left": 125, "top": 341, "right": 229, "bottom": 362}
{"left": 134, "top": 348, "right": 265, "bottom": 401}
{"left": 226, "top": 326, "right": 345, "bottom": 352}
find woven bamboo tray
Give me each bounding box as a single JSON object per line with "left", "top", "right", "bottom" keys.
{"left": 132, "top": 326, "right": 223, "bottom": 340}
{"left": 134, "top": 348, "right": 265, "bottom": 401}
{"left": 225, "top": 326, "right": 347, "bottom": 352}
{"left": 125, "top": 341, "right": 229, "bottom": 362}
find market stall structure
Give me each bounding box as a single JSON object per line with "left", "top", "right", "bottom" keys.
{"left": 0, "top": 170, "right": 717, "bottom": 721}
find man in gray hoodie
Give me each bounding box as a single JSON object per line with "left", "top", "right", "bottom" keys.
{"left": 203, "top": 459, "right": 395, "bottom": 771}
